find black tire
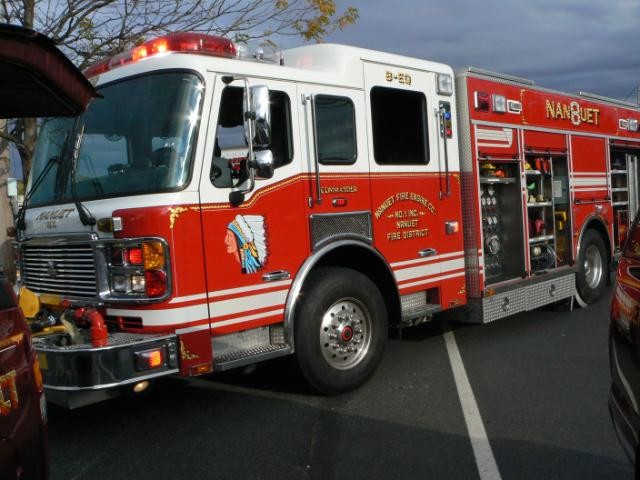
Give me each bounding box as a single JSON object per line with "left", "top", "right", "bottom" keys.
{"left": 294, "top": 267, "right": 387, "bottom": 395}
{"left": 575, "top": 229, "right": 608, "bottom": 306}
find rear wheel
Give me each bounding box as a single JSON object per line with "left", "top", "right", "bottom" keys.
{"left": 575, "top": 229, "right": 608, "bottom": 306}
{"left": 294, "top": 267, "right": 387, "bottom": 394}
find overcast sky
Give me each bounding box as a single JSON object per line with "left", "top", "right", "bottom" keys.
{"left": 311, "top": 0, "right": 639, "bottom": 103}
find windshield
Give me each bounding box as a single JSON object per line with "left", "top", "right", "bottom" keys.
{"left": 29, "top": 71, "right": 204, "bottom": 205}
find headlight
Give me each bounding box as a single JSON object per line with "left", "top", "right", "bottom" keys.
{"left": 104, "top": 239, "right": 170, "bottom": 301}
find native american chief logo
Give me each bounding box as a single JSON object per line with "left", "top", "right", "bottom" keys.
{"left": 225, "top": 215, "right": 268, "bottom": 273}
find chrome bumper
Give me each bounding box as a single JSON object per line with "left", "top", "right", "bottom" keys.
{"left": 35, "top": 332, "right": 179, "bottom": 408}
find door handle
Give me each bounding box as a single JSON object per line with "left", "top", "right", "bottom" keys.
{"left": 418, "top": 248, "right": 438, "bottom": 258}
{"left": 262, "top": 270, "right": 291, "bottom": 282}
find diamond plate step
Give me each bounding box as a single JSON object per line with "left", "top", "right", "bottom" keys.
{"left": 401, "top": 303, "right": 441, "bottom": 324}
{"left": 214, "top": 343, "right": 291, "bottom": 371}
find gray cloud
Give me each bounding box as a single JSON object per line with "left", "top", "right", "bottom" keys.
{"left": 319, "top": 0, "right": 640, "bottom": 101}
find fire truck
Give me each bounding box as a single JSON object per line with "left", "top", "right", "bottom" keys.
{"left": 13, "top": 33, "right": 640, "bottom": 407}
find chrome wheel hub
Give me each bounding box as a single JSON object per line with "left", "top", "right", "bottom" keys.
{"left": 583, "top": 244, "right": 603, "bottom": 289}
{"left": 320, "top": 298, "right": 372, "bottom": 370}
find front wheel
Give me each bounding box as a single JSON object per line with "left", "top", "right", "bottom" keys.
{"left": 575, "top": 229, "right": 608, "bottom": 307}
{"left": 294, "top": 267, "right": 388, "bottom": 394}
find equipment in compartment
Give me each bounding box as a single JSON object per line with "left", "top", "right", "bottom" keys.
{"left": 610, "top": 148, "right": 639, "bottom": 251}
{"left": 524, "top": 153, "right": 570, "bottom": 273}
{"left": 479, "top": 160, "right": 524, "bottom": 284}
{"left": 530, "top": 243, "right": 556, "bottom": 271}
{"left": 480, "top": 182, "right": 502, "bottom": 278}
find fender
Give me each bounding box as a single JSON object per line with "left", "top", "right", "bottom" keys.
{"left": 284, "top": 237, "right": 398, "bottom": 352}
{"left": 576, "top": 213, "right": 612, "bottom": 261}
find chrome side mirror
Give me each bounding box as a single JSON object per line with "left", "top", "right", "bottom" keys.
{"left": 251, "top": 150, "right": 274, "bottom": 180}
{"left": 244, "top": 85, "right": 271, "bottom": 148}
{"left": 233, "top": 83, "right": 274, "bottom": 206}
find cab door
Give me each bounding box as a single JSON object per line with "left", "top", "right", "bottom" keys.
{"left": 297, "top": 84, "right": 372, "bottom": 245}
{"left": 198, "top": 74, "right": 306, "bottom": 338}
{"left": 363, "top": 62, "right": 465, "bottom": 309}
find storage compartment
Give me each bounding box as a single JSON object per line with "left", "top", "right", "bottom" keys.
{"left": 524, "top": 153, "right": 571, "bottom": 273}
{"left": 610, "top": 148, "right": 639, "bottom": 251}
{"left": 478, "top": 160, "right": 525, "bottom": 284}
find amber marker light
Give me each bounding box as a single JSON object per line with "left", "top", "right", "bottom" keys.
{"left": 189, "top": 363, "right": 212, "bottom": 376}
{"left": 134, "top": 348, "right": 164, "bottom": 370}
{"left": 143, "top": 241, "right": 165, "bottom": 269}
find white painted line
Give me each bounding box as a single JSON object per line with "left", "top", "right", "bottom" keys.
{"left": 443, "top": 330, "right": 502, "bottom": 480}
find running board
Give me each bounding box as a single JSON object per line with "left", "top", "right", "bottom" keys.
{"left": 212, "top": 325, "right": 291, "bottom": 371}
{"left": 214, "top": 344, "right": 291, "bottom": 371}
{"left": 401, "top": 303, "right": 441, "bottom": 326}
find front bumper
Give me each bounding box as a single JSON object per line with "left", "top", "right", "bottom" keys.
{"left": 35, "top": 331, "right": 179, "bottom": 408}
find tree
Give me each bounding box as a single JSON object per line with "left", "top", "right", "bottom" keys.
{"left": 0, "top": 0, "right": 358, "bottom": 276}
{"left": 0, "top": 0, "right": 358, "bottom": 179}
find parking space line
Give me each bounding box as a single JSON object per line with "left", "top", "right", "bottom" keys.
{"left": 444, "top": 330, "right": 502, "bottom": 480}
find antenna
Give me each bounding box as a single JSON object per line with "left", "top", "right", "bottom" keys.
{"left": 624, "top": 84, "right": 640, "bottom": 106}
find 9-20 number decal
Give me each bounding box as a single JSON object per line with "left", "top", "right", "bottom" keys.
{"left": 385, "top": 70, "right": 412, "bottom": 86}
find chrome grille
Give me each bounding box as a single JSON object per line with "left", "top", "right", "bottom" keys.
{"left": 22, "top": 243, "right": 97, "bottom": 298}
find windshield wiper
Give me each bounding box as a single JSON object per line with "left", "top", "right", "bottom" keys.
{"left": 15, "top": 153, "right": 62, "bottom": 230}
{"left": 69, "top": 124, "right": 96, "bottom": 227}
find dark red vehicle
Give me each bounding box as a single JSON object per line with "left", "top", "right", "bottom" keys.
{"left": 0, "top": 23, "right": 96, "bottom": 479}
{"left": 610, "top": 209, "right": 640, "bottom": 474}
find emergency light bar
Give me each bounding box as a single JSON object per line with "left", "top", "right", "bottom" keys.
{"left": 84, "top": 33, "right": 237, "bottom": 77}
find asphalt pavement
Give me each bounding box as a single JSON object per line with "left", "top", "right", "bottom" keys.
{"left": 47, "top": 285, "right": 631, "bottom": 479}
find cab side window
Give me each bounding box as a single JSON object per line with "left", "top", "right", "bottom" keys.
{"left": 370, "top": 86, "right": 429, "bottom": 165}
{"left": 314, "top": 95, "right": 357, "bottom": 165}
{"left": 211, "top": 86, "right": 293, "bottom": 188}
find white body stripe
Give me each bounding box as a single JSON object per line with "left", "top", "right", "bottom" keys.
{"left": 208, "top": 279, "right": 292, "bottom": 298}
{"left": 399, "top": 271, "right": 466, "bottom": 289}
{"left": 169, "top": 293, "right": 208, "bottom": 304}
{"left": 211, "top": 308, "right": 284, "bottom": 328}
{"left": 476, "top": 127, "right": 513, "bottom": 148}
{"left": 209, "top": 289, "right": 288, "bottom": 318}
{"left": 394, "top": 258, "right": 465, "bottom": 282}
{"left": 571, "top": 177, "right": 608, "bottom": 187}
{"left": 107, "top": 304, "right": 209, "bottom": 327}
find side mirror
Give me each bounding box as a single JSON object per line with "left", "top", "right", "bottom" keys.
{"left": 244, "top": 85, "right": 271, "bottom": 148}
{"left": 251, "top": 150, "right": 274, "bottom": 180}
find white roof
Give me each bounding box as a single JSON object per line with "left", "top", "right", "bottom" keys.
{"left": 283, "top": 43, "right": 453, "bottom": 87}
{"left": 94, "top": 43, "right": 454, "bottom": 90}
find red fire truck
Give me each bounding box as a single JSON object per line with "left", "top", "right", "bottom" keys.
{"left": 13, "top": 33, "right": 640, "bottom": 407}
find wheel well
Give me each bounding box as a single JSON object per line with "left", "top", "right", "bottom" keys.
{"left": 313, "top": 244, "right": 401, "bottom": 327}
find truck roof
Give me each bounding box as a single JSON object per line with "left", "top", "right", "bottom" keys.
{"left": 283, "top": 43, "right": 453, "bottom": 82}
{"left": 88, "top": 35, "right": 454, "bottom": 91}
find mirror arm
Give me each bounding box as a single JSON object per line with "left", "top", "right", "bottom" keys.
{"left": 239, "top": 77, "right": 256, "bottom": 195}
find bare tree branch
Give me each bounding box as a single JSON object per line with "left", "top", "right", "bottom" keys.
{"left": 2, "top": 0, "right": 358, "bottom": 180}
